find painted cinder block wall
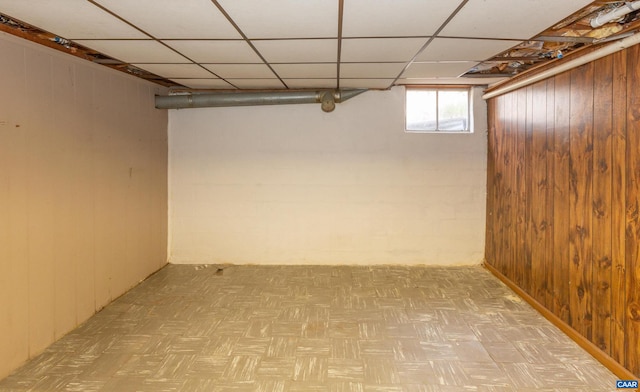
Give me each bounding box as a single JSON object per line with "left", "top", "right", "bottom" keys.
{"left": 485, "top": 44, "right": 640, "bottom": 377}
{"left": 0, "top": 32, "right": 169, "bottom": 379}
{"left": 169, "top": 87, "right": 487, "bottom": 265}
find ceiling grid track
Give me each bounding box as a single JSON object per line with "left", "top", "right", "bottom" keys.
{"left": 389, "top": 0, "right": 471, "bottom": 88}
{"left": 0, "top": 1, "right": 627, "bottom": 89}
{"left": 85, "top": 0, "right": 238, "bottom": 89}
{"left": 210, "top": 0, "right": 288, "bottom": 89}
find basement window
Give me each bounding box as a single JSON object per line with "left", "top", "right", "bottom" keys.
{"left": 405, "top": 86, "right": 471, "bottom": 133}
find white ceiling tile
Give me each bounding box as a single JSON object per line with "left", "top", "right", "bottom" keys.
{"left": 253, "top": 39, "right": 337, "bottom": 63}
{"left": 94, "top": 0, "right": 240, "bottom": 39}
{"left": 416, "top": 38, "right": 521, "bottom": 61}
{"left": 340, "top": 79, "right": 395, "bottom": 89}
{"left": 271, "top": 64, "right": 336, "bottom": 79}
{"left": 170, "top": 78, "right": 235, "bottom": 89}
{"left": 440, "top": 0, "right": 592, "bottom": 39}
{"left": 227, "top": 79, "right": 287, "bottom": 89}
{"left": 343, "top": 0, "right": 464, "bottom": 37}
{"left": 132, "top": 64, "right": 214, "bottom": 78}
{"left": 217, "top": 0, "right": 338, "bottom": 38}
{"left": 74, "top": 40, "right": 188, "bottom": 63}
{"left": 284, "top": 79, "right": 338, "bottom": 89}
{"left": 1, "top": 0, "right": 592, "bottom": 89}
{"left": 0, "top": 0, "right": 146, "bottom": 38}
{"left": 163, "top": 40, "right": 262, "bottom": 63}
{"left": 396, "top": 77, "right": 508, "bottom": 86}
{"left": 340, "top": 63, "right": 406, "bottom": 78}
{"left": 203, "top": 64, "right": 276, "bottom": 79}
{"left": 341, "top": 38, "right": 426, "bottom": 62}
{"left": 401, "top": 61, "right": 478, "bottom": 78}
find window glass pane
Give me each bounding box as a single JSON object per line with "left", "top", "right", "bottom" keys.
{"left": 437, "top": 90, "right": 468, "bottom": 131}
{"left": 406, "top": 89, "right": 437, "bottom": 131}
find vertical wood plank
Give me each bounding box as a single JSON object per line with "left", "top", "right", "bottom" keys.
{"left": 524, "top": 86, "right": 534, "bottom": 296}
{"left": 545, "top": 78, "right": 556, "bottom": 308}
{"left": 553, "top": 72, "right": 572, "bottom": 324}
{"left": 498, "top": 94, "right": 507, "bottom": 275}
{"left": 592, "top": 55, "right": 613, "bottom": 354}
{"left": 625, "top": 44, "right": 640, "bottom": 377}
{"left": 485, "top": 98, "right": 497, "bottom": 267}
{"left": 531, "top": 81, "right": 548, "bottom": 306}
{"left": 611, "top": 49, "right": 627, "bottom": 368}
{"left": 516, "top": 88, "right": 527, "bottom": 289}
{"left": 506, "top": 93, "right": 517, "bottom": 281}
{"left": 495, "top": 96, "right": 510, "bottom": 274}
{"left": 569, "top": 63, "right": 594, "bottom": 340}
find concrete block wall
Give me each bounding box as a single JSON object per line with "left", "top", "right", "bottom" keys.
{"left": 169, "top": 87, "right": 487, "bottom": 265}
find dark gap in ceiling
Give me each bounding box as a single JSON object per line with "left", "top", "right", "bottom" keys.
{"left": 465, "top": 1, "right": 640, "bottom": 77}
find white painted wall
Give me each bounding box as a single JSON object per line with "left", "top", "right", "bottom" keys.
{"left": 169, "top": 86, "right": 486, "bottom": 265}
{"left": 0, "top": 32, "right": 168, "bottom": 379}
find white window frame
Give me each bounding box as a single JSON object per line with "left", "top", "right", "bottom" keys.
{"left": 405, "top": 86, "right": 472, "bottom": 133}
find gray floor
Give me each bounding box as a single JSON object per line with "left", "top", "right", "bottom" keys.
{"left": 0, "top": 264, "right": 619, "bottom": 391}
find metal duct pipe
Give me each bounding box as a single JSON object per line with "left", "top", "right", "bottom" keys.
{"left": 155, "top": 89, "right": 367, "bottom": 112}
{"left": 591, "top": 1, "right": 640, "bottom": 28}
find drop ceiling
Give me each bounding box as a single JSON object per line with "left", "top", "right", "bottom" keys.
{"left": 0, "top": 0, "right": 627, "bottom": 90}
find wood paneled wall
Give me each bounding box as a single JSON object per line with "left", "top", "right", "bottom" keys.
{"left": 485, "top": 44, "right": 640, "bottom": 377}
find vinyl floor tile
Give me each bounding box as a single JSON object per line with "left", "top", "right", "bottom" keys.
{"left": 0, "top": 265, "right": 620, "bottom": 391}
